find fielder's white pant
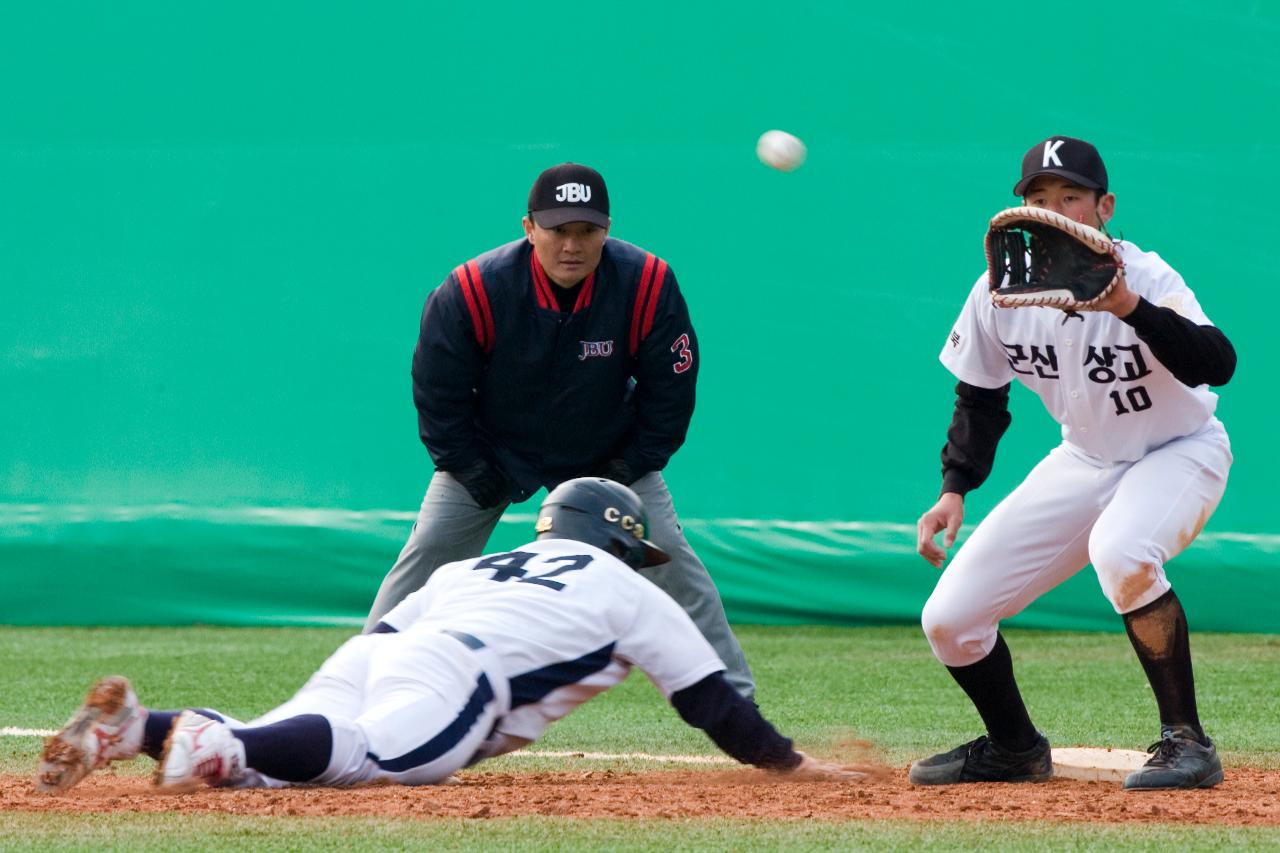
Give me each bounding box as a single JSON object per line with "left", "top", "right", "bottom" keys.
{"left": 232, "top": 628, "right": 509, "bottom": 787}
{"left": 922, "top": 419, "right": 1231, "bottom": 668}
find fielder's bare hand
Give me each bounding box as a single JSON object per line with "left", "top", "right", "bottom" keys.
{"left": 917, "top": 492, "right": 965, "bottom": 568}
{"left": 1080, "top": 268, "right": 1140, "bottom": 317}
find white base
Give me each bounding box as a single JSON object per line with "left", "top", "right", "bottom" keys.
{"left": 1051, "top": 747, "right": 1149, "bottom": 782}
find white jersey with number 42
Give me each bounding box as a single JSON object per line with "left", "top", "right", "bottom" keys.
{"left": 380, "top": 538, "right": 726, "bottom": 742}
{"left": 941, "top": 240, "right": 1219, "bottom": 464}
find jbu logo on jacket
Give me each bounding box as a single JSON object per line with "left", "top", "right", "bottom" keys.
{"left": 579, "top": 340, "right": 615, "bottom": 360}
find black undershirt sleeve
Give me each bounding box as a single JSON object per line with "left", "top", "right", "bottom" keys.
{"left": 670, "top": 673, "right": 802, "bottom": 771}
{"left": 1119, "top": 297, "right": 1236, "bottom": 388}
{"left": 940, "top": 381, "right": 1012, "bottom": 497}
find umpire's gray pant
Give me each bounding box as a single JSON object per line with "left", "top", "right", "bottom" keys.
{"left": 363, "top": 471, "right": 755, "bottom": 699}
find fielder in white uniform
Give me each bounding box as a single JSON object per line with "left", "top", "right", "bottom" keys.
{"left": 37, "top": 478, "right": 855, "bottom": 793}
{"left": 911, "top": 136, "right": 1236, "bottom": 791}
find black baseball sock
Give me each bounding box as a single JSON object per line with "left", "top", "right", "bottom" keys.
{"left": 1123, "top": 588, "right": 1206, "bottom": 743}
{"left": 945, "top": 632, "right": 1040, "bottom": 752}
{"left": 142, "top": 711, "right": 179, "bottom": 759}
{"left": 142, "top": 707, "right": 227, "bottom": 759}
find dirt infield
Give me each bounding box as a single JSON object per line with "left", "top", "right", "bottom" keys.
{"left": 4, "top": 768, "right": 1280, "bottom": 825}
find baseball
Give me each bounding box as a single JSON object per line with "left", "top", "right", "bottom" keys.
{"left": 756, "top": 129, "right": 807, "bottom": 172}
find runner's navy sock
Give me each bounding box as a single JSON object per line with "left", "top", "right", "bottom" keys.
{"left": 233, "top": 714, "right": 333, "bottom": 782}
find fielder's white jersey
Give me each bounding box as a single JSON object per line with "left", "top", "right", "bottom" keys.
{"left": 941, "top": 240, "right": 1220, "bottom": 464}
{"left": 380, "top": 538, "right": 726, "bottom": 742}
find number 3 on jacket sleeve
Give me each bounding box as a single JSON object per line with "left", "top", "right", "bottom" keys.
{"left": 671, "top": 334, "right": 693, "bottom": 374}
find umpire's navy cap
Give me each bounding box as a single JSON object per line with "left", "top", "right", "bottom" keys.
{"left": 528, "top": 163, "right": 611, "bottom": 229}
{"left": 1014, "top": 136, "right": 1108, "bottom": 196}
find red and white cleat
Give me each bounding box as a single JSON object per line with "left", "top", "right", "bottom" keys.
{"left": 36, "top": 676, "right": 145, "bottom": 794}
{"left": 154, "top": 711, "right": 246, "bottom": 792}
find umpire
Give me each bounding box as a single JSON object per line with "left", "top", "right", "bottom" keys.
{"left": 364, "top": 163, "right": 754, "bottom": 698}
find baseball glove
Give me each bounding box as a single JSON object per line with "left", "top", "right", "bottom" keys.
{"left": 985, "top": 206, "right": 1123, "bottom": 310}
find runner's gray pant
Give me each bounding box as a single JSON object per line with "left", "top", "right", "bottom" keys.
{"left": 363, "top": 471, "right": 755, "bottom": 699}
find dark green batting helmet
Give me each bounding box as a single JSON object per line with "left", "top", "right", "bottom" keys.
{"left": 535, "top": 477, "right": 670, "bottom": 569}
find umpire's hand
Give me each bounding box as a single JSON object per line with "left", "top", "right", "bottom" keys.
{"left": 451, "top": 458, "right": 512, "bottom": 509}
{"left": 917, "top": 492, "right": 965, "bottom": 568}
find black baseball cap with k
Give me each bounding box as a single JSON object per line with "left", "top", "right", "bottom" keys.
{"left": 527, "top": 163, "right": 610, "bottom": 229}
{"left": 1013, "top": 136, "right": 1108, "bottom": 196}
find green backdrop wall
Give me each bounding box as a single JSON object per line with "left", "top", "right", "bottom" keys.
{"left": 2, "top": 3, "right": 1277, "bottom": 631}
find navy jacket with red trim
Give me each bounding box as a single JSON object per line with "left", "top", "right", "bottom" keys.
{"left": 412, "top": 237, "right": 698, "bottom": 503}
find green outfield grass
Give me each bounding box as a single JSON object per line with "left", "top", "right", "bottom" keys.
{"left": 2, "top": 813, "right": 1279, "bottom": 852}
{"left": 2, "top": 625, "right": 1278, "bottom": 850}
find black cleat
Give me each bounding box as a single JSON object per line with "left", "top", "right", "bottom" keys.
{"left": 1123, "top": 727, "right": 1223, "bottom": 790}
{"left": 909, "top": 733, "right": 1053, "bottom": 785}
